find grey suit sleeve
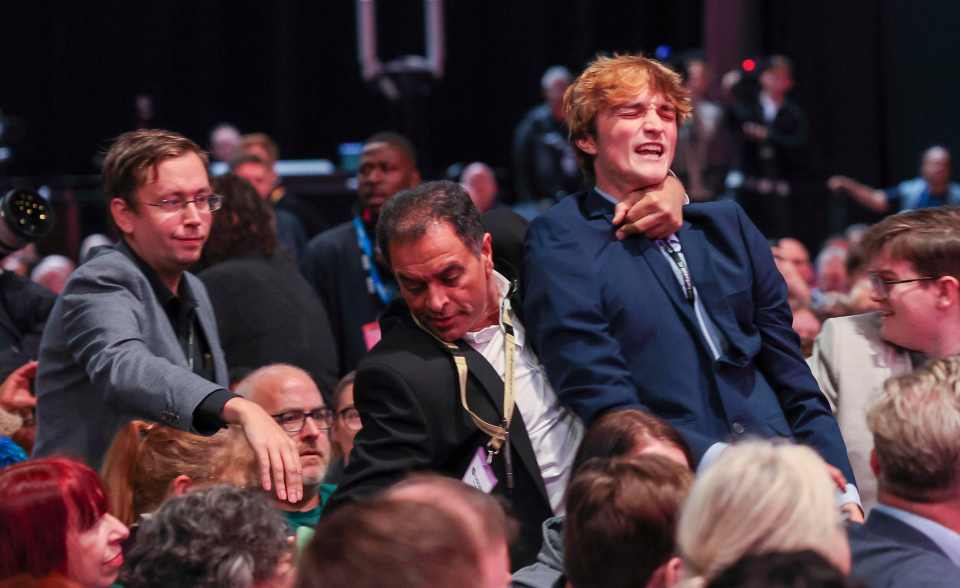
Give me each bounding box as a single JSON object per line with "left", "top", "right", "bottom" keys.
{"left": 61, "top": 270, "right": 223, "bottom": 433}
{"left": 808, "top": 317, "right": 841, "bottom": 414}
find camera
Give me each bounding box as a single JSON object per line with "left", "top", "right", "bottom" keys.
{"left": 0, "top": 188, "right": 54, "bottom": 257}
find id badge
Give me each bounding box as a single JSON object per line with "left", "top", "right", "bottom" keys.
{"left": 462, "top": 446, "right": 498, "bottom": 493}
{"left": 361, "top": 321, "right": 382, "bottom": 350}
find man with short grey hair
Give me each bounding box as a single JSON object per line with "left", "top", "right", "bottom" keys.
{"left": 848, "top": 356, "right": 960, "bottom": 586}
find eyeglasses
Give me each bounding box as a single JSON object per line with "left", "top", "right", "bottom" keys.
{"left": 272, "top": 408, "right": 335, "bottom": 434}
{"left": 868, "top": 272, "right": 939, "bottom": 299}
{"left": 144, "top": 194, "right": 223, "bottom": 214}
{"left": 336, "top": 406, "right": 362, "bottom": 431}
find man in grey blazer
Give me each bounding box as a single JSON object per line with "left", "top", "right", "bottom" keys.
{"left": 809, "top": 206, "right": 960, "bottom": 512}
{"left": 34, "top": 129, "right": 303, "bottom": 503}
{"left": 848, "top": 357, "right": 960, "bottom": 586}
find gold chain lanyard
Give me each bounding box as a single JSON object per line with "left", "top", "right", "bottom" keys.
{"left": 409, "top": 287, "right": 517, "bottom": 489}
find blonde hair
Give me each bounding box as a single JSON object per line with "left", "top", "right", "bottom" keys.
{"left": 868, "top": 356, "right": 960, "bottom": 501}
{"left": 100, "top": 421, "right": 257, "bottom": 525}
{"left": 563, "top": 54, "right": 693, "bottom": 182}
{"left": 676, "top": 441, "right": 845, "bottom": 586}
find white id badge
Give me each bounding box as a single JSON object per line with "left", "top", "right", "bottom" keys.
{"left": 462, "top": 446, "right": 498, "bottom": 493}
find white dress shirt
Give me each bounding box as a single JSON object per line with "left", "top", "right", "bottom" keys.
{"left": 463, "top": 271, "right": 584, "bottom": 514}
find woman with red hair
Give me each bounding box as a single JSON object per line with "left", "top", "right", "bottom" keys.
{"left": 0, "top": 457, "right": 129, "bottom": 587}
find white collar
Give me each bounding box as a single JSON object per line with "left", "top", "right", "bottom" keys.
{"left": 462, "top": 271, "right": 525, "bottom": 348}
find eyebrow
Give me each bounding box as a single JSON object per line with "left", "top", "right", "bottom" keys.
{"left": 396, "top": 262, "right": 463, "bottom": 282}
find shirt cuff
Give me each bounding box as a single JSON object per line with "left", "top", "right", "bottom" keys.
{"left": 697, "top": 441, "right": 730, "bottom": 475}
{"left": 838, "top": 483, "right": 862, "bottom": 509}
{"left": 192, "top": 388, "right": 239, "bottom": 434}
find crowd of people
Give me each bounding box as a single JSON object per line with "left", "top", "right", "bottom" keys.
{"left": 1, "top": 50, "right": 959, "bottom": 588}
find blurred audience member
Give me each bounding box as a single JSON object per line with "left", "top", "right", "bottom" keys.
{"left": 728, "top": 55, "right": 809, "bottom": 239}
{"left": 816, "top": 244, "right": 850, "bottom": 294}
{"left": 513, "top": 409, "right": 692, "bottom": 588}
{"left": 386, "top": 474, "right": 515, "bottom": 588}
{"left": 298, "top": 498, "right": 505, "bottom": 588}
{"left": 236, "top": 364, "right": 337, "bottom": 532}
{"left": 776, "top": 238, "right": 815, "bottom": 286}
{"left": 329, "top": 371, "right": 359, "bottom": 469}
{"left": 100, "top": 421, "right": 256, "bottom": 526}
{"left": 847, "top": 357, "right": 960, "bottom": 586}
{"left": 122, "top": 485, "right": 294, "bottom": 588}
{"left": 809, "top": 206, "right": 960, "bottom": 511}
{"left": 1, "top": 244, "right": 39, "bottom": 276}
{"left": 198, "top": 173, "right": 337, "bottom": 390}
{"left": 0, "top": 361, "right": 38, "bottom": 456}
{"left": 240, "top": 132, "right": 327, "bottom": 238}
{"left": 675, "top": 53, "right": 724, "bottom": 201}
{"left": 564, "top": 456, "right": 692, "bottom": 588}
{"left": 301, "top": 132, "right": 420, "bottom": 375}
{"left": 0, "top": 457, "right": 128, "bottom": 588}
{"left": 30, "top": 255, "right": 75, "bottom": 294}
{"left": 231, "top": 155, "right": 307, "bottom": 262}
{"left": 829, "top": 146, "right": 960, "bottom": 213}
{"left": 208, "top": 123, "right": 241, "bottom": 163}
{"left": 461, "top": 161, "right": 500, "bottom": 212}
{"left": 708, "top": 551, "right": 860, "bottom": 588}
{"left": 677, "top": 441, "right": 851, "bottom": 585}
{"left": 512, "top": 65, "right": 581, "bottom": 204}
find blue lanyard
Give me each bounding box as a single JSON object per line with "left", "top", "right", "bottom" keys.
{"left": 352, "top": 216, "right": 396, "bottom": 306}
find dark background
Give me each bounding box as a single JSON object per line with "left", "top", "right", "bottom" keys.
{"left": 1, "top": 0, "right": 958, "bottom": 244}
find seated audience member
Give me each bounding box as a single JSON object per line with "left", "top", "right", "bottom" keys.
{"left": 708, "top": 551, "right": 861, "bottom": 588}
{"left": 298, "top": 497, "right": 508, "bottom": 588}
{"left": 0, "top": 457, "right": 128, "bottom": 588}
{"left": 198, "top": 174, "right": 338, "bottom": 392}
{"left": 564, "top": 456, "right": 693, "bottom": 588}
{"left": 676, "top": 441, "right": 851, "bottom": 585}
{"left": 808, "top": 206, "right": 960, "bottom": 512}
{"left": 325, "top": 371, "right": 359, "bottom": 484}
{"left": 512, "top": 409, "right": 692, "bottom": 588}
{"left": 236, "top": 365, "right": 336, "bottom": 531}
{"left": 100, "top": 420, "right": 256, "bottom": 526}
{"left": 461, "top": 162, "right": 500, "bottom": 213}
{"left": 828, "top": 146, "right": 960, "bottom": 213}
{"left": 30, "top": 255, "right": 75, "bottom": 294}
{"left": 121, "top": 485, "right": 294, "bottom": 588}
{"left": 847, "top": 357, "right": 960, "bottom": 586}
{"left": 385, "top": 474, "right": 515, "bottom": 588}
{"left": 231, "top": 154, "right": 307, "bottom": 262}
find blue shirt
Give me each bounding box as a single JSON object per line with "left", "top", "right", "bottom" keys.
{"left": 872, "top": 504, "right": 960, "bottom": 566}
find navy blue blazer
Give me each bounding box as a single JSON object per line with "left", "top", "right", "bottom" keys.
{"left": 849, "top": 510, "right": 960, "bottom": 587}
{"left": 524, "top": 191, "right": 854, "bottom": 482}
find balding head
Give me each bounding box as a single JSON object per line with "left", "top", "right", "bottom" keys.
{"left": 460, "top": 162, "right": 498, "bottom": 213}
{"left": 922, "top": 145, "right": 951, "bottom": 192}
{"left": 236, "top": 365, "right": 331, "bottom": 487}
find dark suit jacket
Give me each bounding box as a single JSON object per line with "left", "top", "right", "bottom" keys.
{"left": 524, "top": 192, "right": 854, "bottom": 483}
{"left": 849, "top": 509, "right": 960, "bottom": 587}
{"left": 301, "top": 220, "right": 388, "bottom": 376}
{"left": 197, "top": 252, "right": 339, "bottom": 394}
{"left": 728, "top": 97, "right": 809, "bottom": 181}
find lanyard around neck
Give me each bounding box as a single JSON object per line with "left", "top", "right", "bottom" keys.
{"left": 409, "top": 284, "right": 517, "bottom": 486}
{"left": 352, "top": 216, "right": 396, "bottom": 305}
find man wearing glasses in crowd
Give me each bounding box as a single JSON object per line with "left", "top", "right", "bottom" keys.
{"left": 237, "top": 364, "right": 337, "bottom": 531}
{"left": 34, "top": 129, "right": 303, "bottom": 506}
{"left": 810, "top": 206, "right": 960, "bottom": 512}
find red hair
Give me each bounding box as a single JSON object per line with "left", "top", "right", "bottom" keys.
{"left": 0, "top": 457, "right": 108, "bottom": 580}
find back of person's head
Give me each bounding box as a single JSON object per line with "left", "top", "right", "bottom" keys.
{"left": 565, "top": 456, "right": 692, "bottom": 588}
{"left": 100, "top": 421, "right": 256, "bottom": 525}
{"left": 376, "top": 179, "right": 484, "bottom": 268}
{"left": 676, "top": 441, "right": 849, "bottom": 586}
{"left": 868, "top": 356, "right": 960, "bottom": 502}
{"left": 572, "top": 409, "right": 692, "bottom": 472}
{"left": 860, "top": 206, "right": 960, "bottom": 281}
{"left": 386, "top": 474, "right": 515, "bottom": 546}
{"left": 707, "top": 551, "right": 860, "bottom": 588}
{"left": 122, "top": 485, "right": 292, "bottom": 588}
{"left": 201, "top": 172, "right": 278, "bottom": 266}
{"left": 0, "top": 457, "right": 107, "bottom": 580}
{"left": 297, "top": 497, "right": 492, "bottom": 588}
